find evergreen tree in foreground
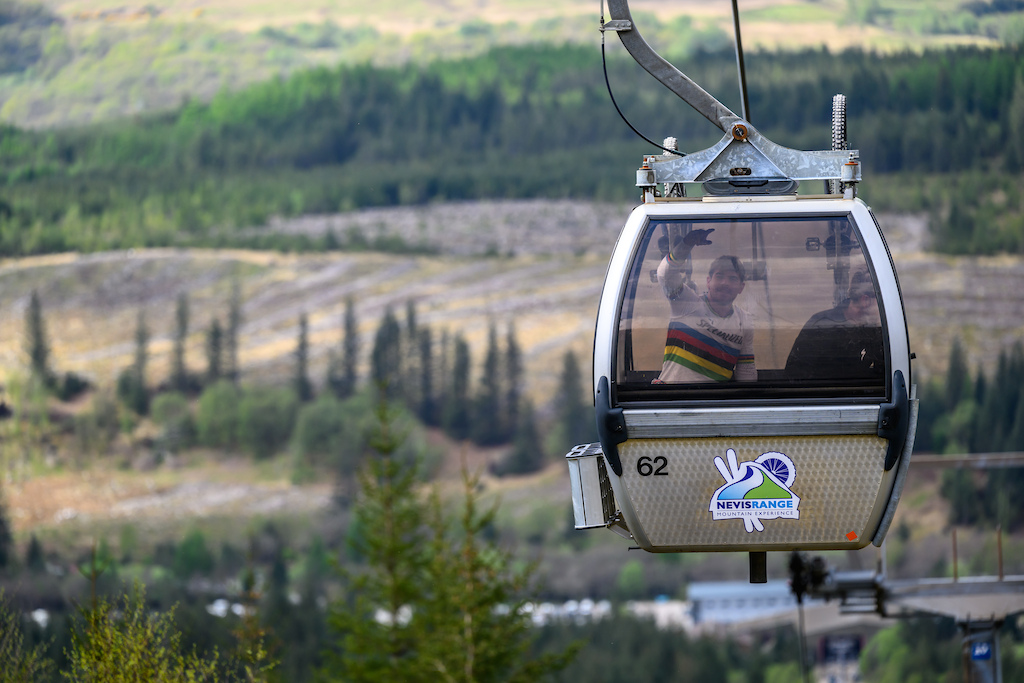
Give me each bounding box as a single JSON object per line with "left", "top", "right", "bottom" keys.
{"left": 322, "top": 395, "right": 577, "bottom": 682}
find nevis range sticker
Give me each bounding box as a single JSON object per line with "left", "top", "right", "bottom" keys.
{"left": 709, "top": 449, "right": 800, "bottom": 533}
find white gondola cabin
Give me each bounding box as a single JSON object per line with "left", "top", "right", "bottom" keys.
{"left": 566, "top": 0, "right": 918, "bottom": 564}
{"left": 569, "top": 194, "right": 917, "bottom": 554}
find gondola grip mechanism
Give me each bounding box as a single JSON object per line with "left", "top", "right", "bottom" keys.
{"left": 596, "top": 376, "right": 628, "bottom": 476}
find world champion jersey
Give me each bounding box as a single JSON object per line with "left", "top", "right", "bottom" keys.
{"left": 658, "top": 294, "right": 756, "bottom": 383}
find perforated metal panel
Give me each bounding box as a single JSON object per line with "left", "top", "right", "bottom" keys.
{"left": 616, "top": 435, "right": 889, "bottom": 551}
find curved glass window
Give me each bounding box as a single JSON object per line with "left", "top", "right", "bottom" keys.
{"left": 614, "top": 215, "right": 887, "bottom": 402}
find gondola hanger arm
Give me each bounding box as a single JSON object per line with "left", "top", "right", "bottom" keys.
{"left": 604, "top": 0, "right": 740, "bottom": 134}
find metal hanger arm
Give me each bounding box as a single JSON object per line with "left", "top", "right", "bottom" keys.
{"left": 605, "top": 0, "right": 740, "bottom": 133}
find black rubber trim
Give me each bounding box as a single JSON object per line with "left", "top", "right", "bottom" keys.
{"left": 878, "top": 369, "right": 909, "bottom": 471}
{"left": 596, "top": 376, "right": 628, "bottom": 476}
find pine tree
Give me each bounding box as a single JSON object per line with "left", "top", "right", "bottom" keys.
{"left": 171, "top": 292, "right": 189, "bottom": 392}
{"left": 403, "top": 301, "right": 422, "bottom": 412}
{"left": 552, "top": 349, "right": 596, "bottom": 455}
{"left": 321, "top": 400, "right": 576, "bottom": 682}
{"left": 295, "top": 313, "right": 314, "bottom": 402}
{"left": 322, "top": 399, "right": 430, "bottom": 683}
{"left": 417, "top": 468, "right": 578, "bottom": 681}
{"left": 371, "top": 307, "right": 402, "bottom": 398}
{"left": 495, "top": 398, "right": 546, "bottom": 476}
{"left": 226, "top": 276, "right": 242, "bottom": 384}
{"left": 443, "top": 334, "right": 472, "bottom": 440}
{"left": 472, "top": 323, "right": 503, "bottom": 445}
{"left": 117, "top": 310, "right": 149, "bottom": 415}
{"left": 328, "top": 296, "right": 359, "bottom": 399}
{"left": 23, "top": 289, "right": 52, "bottom": 386}
{"left": 505, "top": 323, "right": 523, "bottom": 443}
{"left": 417, "top": 327, "right": 435, "bottom": 425}
{"left": 205, "top": 318, "right": 223, "bottom": 384}
{"left": 25, "top": 534, "right": 44, "bottom": 573}
{"left": 945, "top": 337, "right": 970, "bottom": 412}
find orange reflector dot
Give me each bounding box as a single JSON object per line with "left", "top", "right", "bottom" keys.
{"left": 846, "top": 531, "right": 858, "bottom": 541}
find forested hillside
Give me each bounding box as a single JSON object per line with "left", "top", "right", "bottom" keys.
{"left": 0, "top": 43, "right": 1022, "bottom": 258}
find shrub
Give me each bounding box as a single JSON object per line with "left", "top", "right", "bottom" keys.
{"left": 238, "top": 386, "right": 298, "bottom": 459}
{"left": 195, "top": 380, "right": 239, "bottom": 449}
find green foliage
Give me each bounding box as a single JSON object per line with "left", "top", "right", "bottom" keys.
{"left": 74, "top": 390, "right": 120, "bottom": 457}
{"left": 151, "top": 391, "right": 195, "bottom": 452}
{"left": 326, "top": 296, "right": 358, "bottom": 400}
{"left": 294, "top": 312, "right": 313, "bottom": 402}
{"left": 494, "top": 398, "right": 546, "bottom": 476}
{"left": 443, "top": 334, "right": 472, "bottom": 440}
{"left": 205, "top": 318, "right": 224, "bottom": 385}
{"left": 64, "top": 584, "right": 221, "bottom": 682}
{"left": 23, "top": 289, "right": 53, "bottom": 386}
{"left": 614, "top": 560, "right": 646, "bottom": 600}
{"left": 322, "top": 400, "right": 431, "bottom": 682}
{"left": 117, "top": 311, "right": 150, "bottom": 415}
{"left": 928, "top": 339, "right": 1024, "bottom": 529}
{"left": 292, "top": 392, "right": 345, "bottom": 473}
{"left": 173, "top": 529, "right": 215, "bottom": 579}
{"left": 859, "top": 618, "right": 959, "bottom": 683}
{"left": 322, "top": 398, "right": 575, "bottom": 682}
{"left": 195, "top": 380, "right": 239, "bottom": 449}
{"left": 0, "top": 44, "right": 1022, "bottom": 256}
{"left": 0, "top": 590, "right": 54, "bottom": 682}
{"left": 547, "top": 350, "right": 596, "bottom": 457}
{"left": 532, "top": 616, "right": 794, "bottom": 683}
{"left": 0, "top": 488, "right": 11, "bottom": 572}
{"left": 237, "top": 386, "right": 298, "bottom": 459}
{"left": 472, "top": 323, "right": 505, "bottom": 445}
{"left": 171, "top": 293, "right": 190, "bottom": 392}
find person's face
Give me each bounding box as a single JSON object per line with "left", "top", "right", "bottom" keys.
{"left": 846, "top": 290, "right": 879, "bottom": 324}
{"left": 706, "top": 268, "right": 744, "bottom": 307}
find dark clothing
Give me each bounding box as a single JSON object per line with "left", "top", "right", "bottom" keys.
{"left": 785, "top": 305, "right": 884, "bottom": 381}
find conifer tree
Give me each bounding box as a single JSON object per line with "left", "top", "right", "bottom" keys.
{"left": 205, "top": 318, "right": 223, "bottom": 384}
{"left": 25, "top": 534, "right": 44, "bottom": 573}
{"left": 443, "top": 334, "right": 472, "bottom": 440}
{"left": 321, "top": 399, "right": 576, "bottom": 682}
{"left": 295, "top": 313, "right": 314, "bottom": 402}
{"left": 551, "top": 349, "right": 596, "bottom": 455}
{"left": 505, "top": 323, "right": 523, "bottom": 443}
{"left": 473, "top": 323, "right": 503, "bottom": 445}
{"left": 495, "top": 398, "right": 545, "bottom": 476}
{"left": 117, "top": 310, "right": 149, "bottom": 415}
{"left": 417, "top": 327, "right": 435, "bottom": 425}
{"left": 171, "top": 292, "right": 189, "bottom": 392}
{"left": 328, "top": 296, "right": 359, "bottom": 399}
{"left": 23, "top": 289, "right": 52, "bottom": 386}
{"left": 226, "top": 276, "right": 242, "bottom": 384}
{"left": 946, "top": 337, "right": 970, "bottom": 411}
{"left": 371, "top": 307, "right": 402, "bottom": 398}
{"left": 322, "top": 399, "right": 429, "bottom": 683}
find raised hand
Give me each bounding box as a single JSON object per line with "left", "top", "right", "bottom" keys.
{"left": 670, "top": 228, "right": 714, "bottom": 261}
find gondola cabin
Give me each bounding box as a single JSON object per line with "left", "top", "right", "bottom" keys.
{"left": 569, "top": 192, "right": 917, "bottom": 554}
{"left": 567, "top": 0, "right": 918, "bottom": 566}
